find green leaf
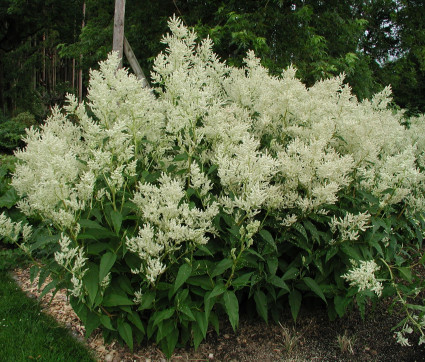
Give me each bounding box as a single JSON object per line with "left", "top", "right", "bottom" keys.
{"left": 110, "top": 210, "right": 122, "bottom": 235}
{"left": 128, "top": 311, "right": 145, "bottom": 334}
{"left": 178, "top": 304, "right": 196, "bottom": 321}
{"left": 153, "top": 308, "right": 175, "bottom": 327}
{"left": 118, "top": 320, "right": 133, "bottom": 351}
{"left": 38, "top": 280, "right": 57, "bottom": 300}
{"left": 207, "top": 283, "right": 227, "bottom": 300}
{"left": 292, "top": 223, "right": 308, "bottom": 241}
{"left": 211, "top": 258, "right": 233, "bottom": 278}
{"left": 289, "top": 289, "right": 302, "bottom": 322}
{"left": 38, "top": 268, "right": 50, "bottom": 290}
{"left": 100, "top": 315, "right": 115, "bottom": 330}
{"left": 192, "top": 323, "right": 204, "bottom": 350}
{"left": 303, "top": 220, "right": 320, "bottom": 243}
{"left": 173, "top": 263, "right": 192, "bottom": 294}
{"left": 269, "top": 275, "right": 290, "bottom": 292}
{"left": 334, "top": 295, "right": 348, "bottom": 318}
{"left": 86, "top": 242, "right": 108, "bottom": 254}
{"left": 254, "top": 290, "right": 268, "bottom": 323}
{"left": 29, "top": 265, "right": 39, "bottom": 283}
{"left": 259, "top": 229, "right": 277, "bottom": 252}
{"left": 173, "top": 153, "right": 188, "bottom": 162}
{"left": 194, "top": 310, "right": 208, "bottom": 338}
{"left": 267, "top": 256, "right": 278, "bottom": 275}
{"left": 99, "top": 252, "right": 116, "bottom": 283}
{"left": 79, "top": 219, "right": 105, "bottom": 229}
{"left": 223, "top": 290, "right": 239, "bottom": 331}
{"left": 303, "top": 277, "right": 327, "bottom": 304}
{"left": 341, "top": 244, "right": 361, "bottom": 260}
{"left": 325, "top": 246, "right": 338, "bottom": 263}
{"left": 207, "top": 164, "right": 218, "bottom": 175}
{"left": 85, "top": 311, "right": 100, "bottom": 337}
{"left": 397, "top": 267, "right": 413, "bottom": 283}
{"left": 103, "top": 293, "right": 134, "bottom": 307}
{"left": 0, "top": 187, "right": 19, "bottom": 208}
{"left": 186, "top": 276, "right": 213, "bottom": 290}
{"left": 232, "top": 272, "right": 254, "bottom": 288}
{"left": 282, "top": 267, "right": 299, "bottom": 281}
{"left": 83, "top": 264, "right": 99, "bottom": 306}
{"left": 162, "top": 327, "right": 179, "bottom": 358}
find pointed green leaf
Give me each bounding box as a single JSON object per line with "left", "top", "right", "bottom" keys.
{"left": 173, "top": 263, "right": 192, "bottom": 294}
{"left": 194, "top": 310, "right": 208, "bottom": 338}
{"left": 161, "top": 327, "right": 179, "bottom": 358}
{"left": 29, "top": 265, "right": 39, "bottom": 283}
{"left": 223, "top": 290, "right": 239, "bottom": 331}
{"left": 110, "top": 210, "right": 123, "bottom": 235}
{"left": 153, "top": 308, "right": 175, "bottom": 327}
{"left": 267, "top": 256, "right": 278, "bottom": 275}
{"left": 254, "top": 290, "right": 268, "bottom": 323}
{"left": 303, "top": 277, "right": 327, "bottom": 304}
{"left": 259, "top": 229, "right": 277, "bottom": 251}
{"left": 99, "top": 252, "right": 116, "bottom": 283}
{"left": 85, "top": 311, "right": 100, "bottom": 337}
{"left": 207, "top": 283, "right": 226, "bottom": 300}
{"left": 79, "top": 219, "right": 104, "bottom": 229}
{"left": 269, "top": 275, "right": 290, "bottom": 292}
{"left": 334, "top": 295, "right": 348, "bottom": 318}
{"left": 192, "top": 323, "right": 204, "bottom": 350}
{"left": 178, "top": 304, "right": 196, "bottom": 321}
{"left": 211, "top": 258, "right": 233, "bottom": 278}
{"left": 303, "top": 220, "right": 320, "bottom": 243}
{"left": 38, "top": 280, "right": 57, "bottom": 300}
{"left": 100, "top": 315, "right": 115, "bottom": 330}
{"left": 282, "top": 267, "right": 299, "bottom": 281}
{"left": 128, "top": 311, "right": 145, "bottom": 334}
{"left": 118, "top": 320, "right": 133, "bottom": 351}
{"left": 397, "top": 267, "right": 413, "bottom": 283}
{"left": 83, "top": 264, "right": 99, "bottom": 306}
{"left": 289, "top": 289, "right": 302, "bottom": 322}
{"left": 137, "top": 290, "right": 155, "bottom": 310}
{"left": 0, "top": 187, "right": 19, "bottom": 208}
{"left": 103, "top": 293, "right": 134, "bottom": 307}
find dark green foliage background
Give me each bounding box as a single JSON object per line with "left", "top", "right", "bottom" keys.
{"left": 1, "top": 0, "right": 425, "bottom": 118}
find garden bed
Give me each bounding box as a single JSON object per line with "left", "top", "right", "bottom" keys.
{"left": 11, "top": 266, "right": 425, "bottom": 361}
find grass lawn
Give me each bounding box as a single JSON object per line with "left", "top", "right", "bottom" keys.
{"left": 0, "top": 270, "right": 95, "bottom": 362}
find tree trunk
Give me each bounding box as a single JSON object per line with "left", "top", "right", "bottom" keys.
{"left": 113, "top": 0, "right": 126, "bottom": 68}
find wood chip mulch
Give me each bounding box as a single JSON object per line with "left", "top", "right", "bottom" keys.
{"left": 9, "top": 267, "right": 285, "bottom": 362}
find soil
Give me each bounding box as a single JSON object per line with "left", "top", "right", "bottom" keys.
{"left": 10, "top": 267, "right": 425, "bottom": 362}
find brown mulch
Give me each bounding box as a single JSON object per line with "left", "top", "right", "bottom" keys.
{"left": 10, "top": 266, "right": 425, "bottom": 361}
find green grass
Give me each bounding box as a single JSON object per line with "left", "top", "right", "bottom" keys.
{"left": 0, "top": 271, "right": 96, "bottom": 362}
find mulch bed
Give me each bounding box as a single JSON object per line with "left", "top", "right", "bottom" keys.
{"left": 10, "top": 266, "right": 425, "bottom": 361}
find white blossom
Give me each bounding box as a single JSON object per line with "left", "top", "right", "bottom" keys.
{"left": 342, "top": 260, "right": 383, "bottom": 297}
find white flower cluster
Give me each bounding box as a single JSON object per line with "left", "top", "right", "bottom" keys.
{"left": 54, "top": 233, "right": 87, "bottom": 298}
{"left": 329, "top": 211, "right": 371, "bottom": 242}
{"left": 9, "top": 17, "right": 425, "bottom": 294}
{"left": 0, "top": 212, "right": 32, "bottom": 253}
{"left": 126, "top": 174, "right": 218, "bottom": 283}
{"left": 12, "top": 110, "right": 87, "bottom": 232}
{"left": 394, "top": 314, "right": 425, "bottom": 347}
{"left": 341, "top": 260, "right": 383, "bottom": 297}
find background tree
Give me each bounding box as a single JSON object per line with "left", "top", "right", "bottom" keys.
{"left": 1, "top": 0, "right": 425, "bottom": 119}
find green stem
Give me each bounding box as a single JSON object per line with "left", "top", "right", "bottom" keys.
{"left": 380, "top": 258, "right": 425, "bottom": 338}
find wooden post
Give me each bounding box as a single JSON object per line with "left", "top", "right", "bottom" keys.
{"left": 124, "top": 37, "right": 150, "bottom": 88}
{"left": 113, "top": 0, "right": 126, "bottom": 68}
{"left": 78, "top": 1, "right": 86, "bottom": 103}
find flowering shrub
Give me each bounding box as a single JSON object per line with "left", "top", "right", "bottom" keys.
{"left": 4, "top": 17, "right": 425, "bottom": 355}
